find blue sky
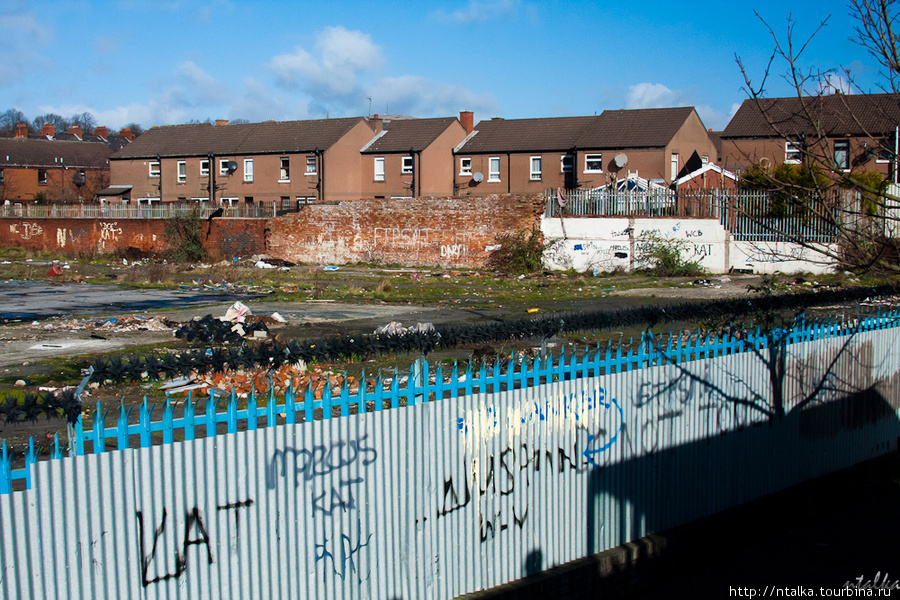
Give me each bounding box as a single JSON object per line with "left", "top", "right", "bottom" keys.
{"left": 0, "top": 0, "right": 879, "bottom": 132}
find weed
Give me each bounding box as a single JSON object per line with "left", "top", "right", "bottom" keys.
{"left": 637, "top": 235, "right": 705, "bottom": 277}
{"left": 487, "top": 227, "right": 545, "bottom": 275}
{"left": 375, "top": 278, "right": 393, "bottom": 293}
{"left": 165, "top": 209, "right": 208, "bottom": 262}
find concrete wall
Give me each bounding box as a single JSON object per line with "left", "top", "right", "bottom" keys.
{"left": 267, "top": 194, "right": 541, "bottom": 268}
{"left": 541, "top": 215, "right": 838, "bottom": 275}
{"left": 0, "top": 217, "right": 267, "bottom": 259}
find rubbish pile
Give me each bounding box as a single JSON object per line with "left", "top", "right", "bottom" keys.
{"left": 32, "top": 315, "right": 175, "bottom": 333}
{"left": 174, "top": 302, "right": 284, "bottom": 344}
{"left": 162, "top": 362, "right": 358, "bottom": 399}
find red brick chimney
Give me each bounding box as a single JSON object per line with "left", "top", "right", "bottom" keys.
{"left": 369, "top": 113, "right": 384, "bottom": 132}
{"left": 67, "top": 125, "right": 83, "bottom": 139}
{"left": 215, "top": 119, "right": 228, "bottom": 126}
{"left": 459, "top": 110, "right": 474, "bottom": 134}
{"left": 119, "top": 128, "right": 134, "bottom": 141}
{"left": 94, "top": 126, "right": 108, "bottom": 140}
{"left": 40, "top": 124, "right": 55, "bottom": 138}
{"left": 14, "top": 123, "right": 27, "bottom": 138}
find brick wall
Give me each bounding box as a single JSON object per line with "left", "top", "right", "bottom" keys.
{"left": 0, "top": 217, "right": 266, "bottom": 260}
{"left": 267, "top": 194, "right": 542, "bottom": 268}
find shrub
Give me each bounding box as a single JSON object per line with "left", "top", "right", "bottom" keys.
{"left": 486, "top": 227, "right": 545, "bottom": 275}
{"left": 165, "top": 208, "right": 208, "bottom": 262}
{"left": 637, "top": 235, "right": 705, "bottom": 277}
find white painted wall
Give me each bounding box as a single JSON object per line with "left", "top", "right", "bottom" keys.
{"left": 542, "top": 215, "right": 839, "bottom": 275}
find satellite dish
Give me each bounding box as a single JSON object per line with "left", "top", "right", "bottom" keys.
{"left": 614, "top": 154, "right": 628, "bottom": 168}
{"left": 225, "top": 161, "right": 239, "bottom": 174}
{"left": 472, "top": 172, "right": 484, "bottom": 183}
{"left": 759, "top": 157, "right": 770, "bottom": 169}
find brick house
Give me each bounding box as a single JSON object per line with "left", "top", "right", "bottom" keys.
{"left": 453, "top": 107, "right": 717, "bottom": 194}
{"left": 0, "top": 124, "right": 114, "bottom": 203}
{"left": 109, "top": 118, "right": 376, "bottom": 207}
{"left": 360, "top": 114, "right": 469, "bottom": 198}
{"left": 720, "top": 93, "right": 900, "bottom": 180}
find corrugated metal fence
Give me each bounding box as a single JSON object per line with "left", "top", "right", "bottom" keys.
{"left": 2, "top": 314, "right": 900, "bottom": 599}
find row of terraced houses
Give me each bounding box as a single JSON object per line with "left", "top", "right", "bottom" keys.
{"left": 2, "top": 93, "right": 900, "bottom": 207}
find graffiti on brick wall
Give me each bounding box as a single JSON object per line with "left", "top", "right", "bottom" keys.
{"left": 9, "top": 222, "right": 43, "bottom": 240}
{"left": 99, "top": 222, "right": 122, "bottom": 242}
{"left": 373, "top": 227, "right": 475, "bottom": 260}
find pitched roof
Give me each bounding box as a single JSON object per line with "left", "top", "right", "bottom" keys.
{"left": 0, "top": 137, "right": 111, "bottom": 169}
{"left": 577, "top": 107, "right": 698, "bottom": 148}
{"left": 722, "top": 93, "right": 900, "bottom": 138}
{"left": 361, "top": 117, "right": 460, "bottom": 153}
{"left": 112, "top": 117, "right": 372, "bottom": 159}
{"left": 455, "top": 116, "right": 598, "bottom": 153}
{"left": 455, "top": 108, "right": 699, "bottom": 153}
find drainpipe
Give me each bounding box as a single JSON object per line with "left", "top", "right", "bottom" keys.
{"left": 507, "top": 152, "right": 511, "bottom": 194}
{"left": 156, "top": 154, "right": 162, "bottom": 202}
{"left": 208, "top": 152, "right": 217, "bottom": 205}
{"left": 318, "top": 149, "right": 325, "bottom": 201}
{"left": 409, "top": 147, "right": 416, "bottom": 198}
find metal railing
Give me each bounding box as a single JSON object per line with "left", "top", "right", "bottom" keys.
{"left": 0, "top": 201, "right": 299, "bottom": 219}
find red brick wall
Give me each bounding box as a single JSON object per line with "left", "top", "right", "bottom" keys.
{"left": 0, "top": 217, "right": 266, "bottom": 259}
{"left": 267, "top": 194, "right": 541, "bottom": 267}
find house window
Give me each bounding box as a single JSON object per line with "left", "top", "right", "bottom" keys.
{"left": 37, "top": 169, "right": 47, "bottom": 185}
{"left": 670, "top": 153, "right": 679, "bottom": 180}
{"left": 530, "top": 156, "right": 542, "bottom": 181}
{"left": 306, "top": 156, "right": 317, "bottom": 175}
{"left": 785, "top": 141, "right": 801, "bottom": 164}
{"left": 488, "top": 157, "right": 501, "bottom": 182}
{"left": 149, "top": 161, "right": 160, "bottom": 177}
{"left": 0, "top": 169, "right": 4, "bottom": 184}
{"left": 584, "top": 153, "right": 603, "bottom": 173}
{"left": 219, "top": 159, "right": 230, "bottom": 176}
{"left": 834, "top": 139, "right": 850, "bottom": 170}
{"left": 200, "top": 159, "right": 210, "bottom": 176}
{"left": 560, "top": 154, "right": 573, "bottom": 173}
{"left": 402, "top": 156, "right": 413, "bottom": 174}
{"left": 244, "top": 158, "right": 253, "bottom": 182}
{"left": 279, "top": 157, "right": 290, "bottom": 181}
{"left": 374, "top": 157, "right": 385, "bottom": 181}
{"left": 177, "top": 161, "right": 186, "bottom": 183}
{"left": 459, "top": 157, "right": 472, "bottom": 175}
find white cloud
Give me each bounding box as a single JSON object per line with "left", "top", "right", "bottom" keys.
{"left": 625, "top": 83, "right": 691, "bottom": 109}
{"left": 176, "top": 61, "right": 231, "bottom": 105}
{"left": 818, "top": 73, "right": 853, "bottom": 95}
{"left": 432, "top": 0, "right": 520, "bottom": 24}
{"left": 271, "top": 26, "right": 383, "bottom": 98}
{"left": 369, "top": 75, "right": 499, "bottom": 118}
{"left": 0, "top": 9, "right": 54, "bottom": 86}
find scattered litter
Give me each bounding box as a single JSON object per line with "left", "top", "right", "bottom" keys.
{"left": 47, "top": 262, "right": 63, "bottom": 276}
{"left": 527, "top": 308, "right": 539, "bottom": 313}
{"left": 373, "top": 322, "right": 436, "bottom": 336}
{"left": 255, "top": 260, "right": 276, "bottom": 269}
{"left": 270, "top": 312, "right": 287, "bottom": 323}
{"left": 221, "top": 301, "right": 251, "bottom": 323}
{"left": 323, "top": 266, "right": 339, "bottom": 271}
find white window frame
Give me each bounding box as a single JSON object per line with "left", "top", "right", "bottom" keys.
{"left": 200, "top": 159, "right": 210, "bottom": 177}
{"left": 37, "top": 169, "right": 47, "bottom": 185}
{"left": 221, "top": 197, "right": 239, "bottom": 206}
{"left": 785, "top": 142, "right": 801, "bottom": 164}
{"left": 244, "top": 158, "right": 253, "bottom": 182}
{"left": 530, "top": 156, "right": 542, "bottom": 181}
{"left": 279, "top": 157, "right": 290, "bottom": 182}
{"left": 149, "top": 161, "right": 160, "bottom": 177}
{"left": 560, "top": 154, "right": 573, "bottom": 173}
{"left": 488, "top": 156, "right": 501, "bottom": 182}
{"left": 701, "top": 155, "right": 709, "bottom": 165}
{"left": 177, "top": 161, "right": 186, "bottom": 183}
{"left": 219, "top": 159, "right": 230, "bottom": 176}
{"left": 834, "top": 139, "right": 850, "bottom": 171}
{"left": 306, "top": 156, "right": 317, "bottom": 175}
{"left": 402, "top": 156, "right": 413, "bottom": 174}
{"left": 374, "top": 157, "right": 385, "bottom": 181}
{"left": 670, "top": 153, "right": 679, "bottom": 180}
{"left": 459, "top": 157, "right": 472, "bottom": 176}
{"left": 584, "top": 153, "right": 603, "bottom": 173}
